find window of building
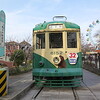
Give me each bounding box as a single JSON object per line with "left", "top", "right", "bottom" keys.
{"left": 67, "top": 32, "right": 77, "bottom": 48}
{"left": 49, "top": 33, "right": 63, "bottom": 48}
{"left": 8, "top": 46, "right": 10, "bottom": 50}
{"left": 36, "top": 34, "right": 45, "bottom": 49}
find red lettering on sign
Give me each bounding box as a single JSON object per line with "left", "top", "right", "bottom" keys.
{"left": 69, "top": 53, "right": 77, "bottom": 58}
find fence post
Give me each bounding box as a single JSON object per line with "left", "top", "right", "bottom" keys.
{"left": 98, "top": 53, "right": 100, "bottom": 69}
{"left": 95, "top": 54, "right": 97, "bottom": 68}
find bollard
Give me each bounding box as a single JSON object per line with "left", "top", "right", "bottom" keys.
{"left": 4, "top": 67, "right": 9, "bottom": 94}
{"left": 0, "top": 68, "right": 8, "bottom": 96}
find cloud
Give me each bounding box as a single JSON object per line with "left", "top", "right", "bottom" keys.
{"left": 4, "top": 0, "right": 100, "bottom": 44}
{"left": 6, "top": 10, "right": 31, "bottom": 41}
{"left": 5, "top": 6, "right": 47, "bottom": 43}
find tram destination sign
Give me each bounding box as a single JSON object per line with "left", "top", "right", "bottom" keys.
{"left": 48, "top": 24, "right": 63, "bottom": 29}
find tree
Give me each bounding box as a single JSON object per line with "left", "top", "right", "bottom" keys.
{"left": 81, "top": 33, "right": 89, "bottom": 53}
{"left": 20, "top": 36, "right": 32, "bottom": 65}
{"left": 10, "top": 50, "right": 25, "bottom": 67}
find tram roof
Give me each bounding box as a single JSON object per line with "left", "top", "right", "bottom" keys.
{"left": 33, "top": 21, "right": 80, "bottom": 31}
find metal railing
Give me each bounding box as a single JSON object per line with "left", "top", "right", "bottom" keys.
{"left": 82, "top": 54, "right": 100, "bottom": 69}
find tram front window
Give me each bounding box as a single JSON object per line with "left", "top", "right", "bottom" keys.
{"left": 49, "top": 33, "right": 63, "bottom": 48}
{"left": 67, "top": 32, "right": 77, "bottom": 48}
{"left": 36, "top": 34, "right": 45, "bottom": 49}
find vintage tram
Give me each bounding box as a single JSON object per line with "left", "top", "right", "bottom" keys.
{"left": 33, "top": 16, "right": 83, "bottom": 87}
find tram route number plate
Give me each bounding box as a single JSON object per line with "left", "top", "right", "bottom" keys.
{"left": 68, "top": 53, "right": 78, "bottom": 64}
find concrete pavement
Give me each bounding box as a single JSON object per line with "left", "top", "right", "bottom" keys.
{"left": 0, "top": 71, "right": 34, "bottom": 100}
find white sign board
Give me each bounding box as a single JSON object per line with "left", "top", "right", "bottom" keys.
{"left": 48, "top": 24, "right": 63, "bottom": 29}
{"left": 68, "top": 53, "right": 78, "bottom": 64}
{"left": 0, "top": 21, "right": 4, "bottom": 47}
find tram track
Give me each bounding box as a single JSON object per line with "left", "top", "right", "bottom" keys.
{"left": 72, "top": 82, "right": 99, "bottom": 100}
{"left": 32, "top": 87, "right": 44, "bottom": 100}
{"left": 21, "top": 81, "right": 99, "bottom": 100}
{"left": 32, "top": 85, "right": 93, "bottom": 100}
{"left": 19, "top": 69, "right": 100, "bottom": 100}
{"left": 72, "top": 87, "right": 79, "bottom": 100}
{"left": 31, "top": 86, "right": 80, "bottom": 100}
{"left": 21, "top": 85, "right": 99, "bottom": 100}
{"left": 82, "top": 81, "right": 99, "bottom": 100}
{"left": 31, "top": 87, "right": 80, "bottom": 100}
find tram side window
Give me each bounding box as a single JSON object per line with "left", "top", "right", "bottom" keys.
{"left": 36, "top": 34, "right": 45, "bottom": 49}
{"left": 67, "top": 32, "right": 77, "bottom": 48}
{"left": 49, "top": 33, "right": 63, "bottom": 48}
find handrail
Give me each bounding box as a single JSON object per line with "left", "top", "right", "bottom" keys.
{"left": 53, "top": 16, "right": 67, "bottom": 21}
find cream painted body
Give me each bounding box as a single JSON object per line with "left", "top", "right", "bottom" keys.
{"left": 33, "top": 27, "right": 81, "bottom": 68}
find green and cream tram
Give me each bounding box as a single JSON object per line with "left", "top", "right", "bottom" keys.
{"left": 32, "top": 16, "right": 83, "bottom": 87}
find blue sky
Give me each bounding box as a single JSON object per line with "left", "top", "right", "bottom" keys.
{"left": 0, "top": 0, "right": 100, "bottom": 42}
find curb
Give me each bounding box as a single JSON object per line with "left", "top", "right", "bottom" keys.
{"left": 0, "top": 81, "right": 35, "bottom": 100}
{"left": 10, "top": 81, "right": 35, "bottom": 100}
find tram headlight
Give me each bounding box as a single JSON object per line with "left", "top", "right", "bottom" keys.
{"left": 53, "top": 57, "right": 61, "bottom": 64}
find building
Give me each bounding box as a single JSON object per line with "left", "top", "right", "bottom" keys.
{"left": 6, "top": 41, "right": 19, "bottom": 61}
{"left": 5, "top": 40, "right": 32, "bottom": 62}
{"left": 20, "top": 40, "right": 31, "bottom": 50}
{"left": 19, "top": 40, "right": 32, "bottom": 63}
{"left": 0, "top": 10, "right": 5, "bottom": 60}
